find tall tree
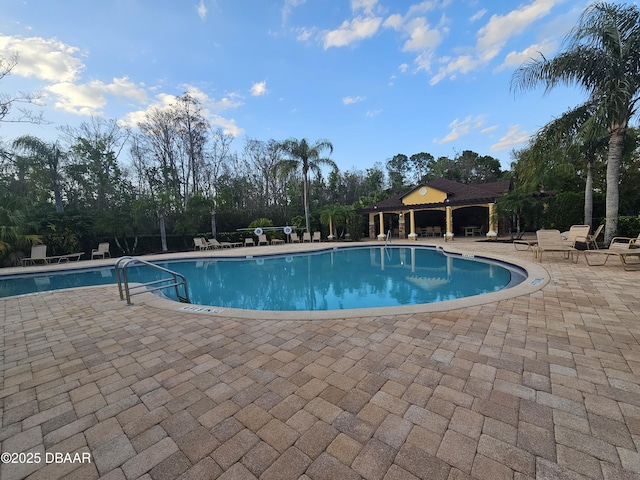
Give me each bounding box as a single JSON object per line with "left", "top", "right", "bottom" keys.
{"left": 386, "top": 153, "right": 410, "bottom": 193}
{"left": 13, "top": 135, "right": 66, "bottom": 213}
{"left": 512, "top": 2, "right": 640, "bottom": 243}
{"left": 273, "top": 138, "right": 335, "bottom": 233}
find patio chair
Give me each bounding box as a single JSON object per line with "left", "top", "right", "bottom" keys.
{"left": 312, "top": 231, "right": 321, "bottom": 242}
{"left": 290, "top": 232, "right": 301, "bottom": 243}
{"left": 424, "top": 226, "right": 434, "bottom": 237}
{"left": 433, "top": 226, "right": 442, "bottom": 237}
{"left": 562, "top": 225, "right": 591, "bottom": 249}
{"left": 534, "top": 229, "right": 578, "bottom": 263}
{"left": 584, "top": 224, "right": 604, "bottom": 250}
{"left": 91, "top": 242, "right": 111, "bottom": 259}
{"left": 302, "top": 232, "right": 312, "bottom": 243}
{"left": 21, "top": 245, "right": 49, "bottom": 266}
{"left": 194, "top": 237, "right": 210, "bottom": 251}
{"left": 584, "top": 234, "right": 640, "bottom": 270}
{"left": 205, "top": 238, "right": 223, "bottom": 249}
{"left": 257, "top": 234, "right": 269, "bottom": 246}
{"left": 244, "top": 237, "right": 255, "bottom": 247}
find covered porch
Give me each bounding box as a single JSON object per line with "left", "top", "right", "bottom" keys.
{"left": 361, "top": 178, "right": 511, "bottom": 241}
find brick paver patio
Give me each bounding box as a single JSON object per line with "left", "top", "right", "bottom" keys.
{"left": 1, "top": 240, "right": 640, "bottom": 479}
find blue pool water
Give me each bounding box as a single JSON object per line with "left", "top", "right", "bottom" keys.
{"left": 0, "top": 247, "right": 525, "bottom": 311}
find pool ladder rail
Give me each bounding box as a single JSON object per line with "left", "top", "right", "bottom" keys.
{"left": 115, "top": 256, "right": 191, "bottom": 305}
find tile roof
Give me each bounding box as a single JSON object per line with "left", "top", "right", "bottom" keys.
{"left": 362, "top": 179, "right": 511, "bottom": 212}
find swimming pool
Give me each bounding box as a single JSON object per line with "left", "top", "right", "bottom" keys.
{"left": 0, "top": 246, "right": 526, "bottom": 311}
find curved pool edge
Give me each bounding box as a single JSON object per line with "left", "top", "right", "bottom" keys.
{"left": 134, "top": 244, "right": 550, "bottom": 320}
{"left": 0, "top": 241, "right": 550, "bottom": 319}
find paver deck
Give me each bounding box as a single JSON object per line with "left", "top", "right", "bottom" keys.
{"left": 1, "top": 239, "right": 640, "bottom": 479}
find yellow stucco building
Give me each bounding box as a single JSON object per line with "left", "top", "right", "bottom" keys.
{"left": 361, "top": 178, "right": 511, "bottom": 241}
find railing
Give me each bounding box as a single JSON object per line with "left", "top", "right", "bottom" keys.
{"left": 115, "top": 256, "right": 190, "bottom": 305}
{"left": 385, "top": 230, "right": 391, "bottom": 246}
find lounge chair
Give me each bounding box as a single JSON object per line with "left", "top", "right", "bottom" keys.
{"left": 290, "top": 232, "right": 301, "bottom": 243}
{"left": 562, "top": 225, "right": 591, "bottom": 248}
{"left": 205, "top": 238, "right": 223, "bottom": 249}
{"left": 21, "top": 245, "right": 48, "bottom": 266}
{"left": 534, "top": 229, "right": 578, "bottom": 263}
{"left": 312, "top": 231, "right": 321, "bottom": 242}
{"left": 22, "top": 244, "right": 83, "bottom": 265}
{"left": 244, "top": 237, "right": 255, "bottom": 247}
{"left": 208, "top": 238, "right": 241, "bottom": 248}
{"left": 585, "top": 224, "right": 604, "bottom": 250}
{"left": 584, "top": 234, "right": 640, "bottom": 270}
{"left": 194, "top": 237, "right": 210, "bottom": 251}
{"left": 257, "top": 234, "right": 269, "bottom": 246}
{"left": 302, "top": 232, "right": 312, "bottom": 243}
{"left": 91, "top": 242, "right": 111, "bottom": 259}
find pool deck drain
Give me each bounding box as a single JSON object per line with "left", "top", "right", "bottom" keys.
{"left": 1, "top": 238, "right": 640, "bottom": 480}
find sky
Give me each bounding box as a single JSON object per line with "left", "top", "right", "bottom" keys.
{"left": 0, "top": 0, "right": 609, "bottom": 173}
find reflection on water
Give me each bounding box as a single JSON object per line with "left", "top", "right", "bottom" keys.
{"left": 0, "top": 247, "right": 517, "bottom": 311}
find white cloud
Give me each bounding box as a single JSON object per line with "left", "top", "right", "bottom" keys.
{"left": 343, "top": 95, "right": 365, "bottom": 105}
{"left": 481, "top": 125, "right": 499, "bottom": 133}
{"left": 295, "top": 27, "right": 315, "bottom": 42}
{"left": 45, "top": 76, "right": 147, "bottom": 115}
{"left": 351, "top": 0, "right": 378, "bottom": 15}
{"left": 401, "top": 17, "right": 442, "bottom": 52}
{"left": 477, "top": 0, "right": 558, "bottom": 62}
{"left": 430, "top": 55, "right": 478, "bottom": 85}
{"left": 0, "top": 34, "right": 85, "bottom": 82}
{"left": 430, "top": 0, "right": 561, "bottom": 84}
{"left": 491, "top": 124, "right": 531, "bottom": 151}
{"left": 282, "top": 0, "right": 307, "bottom": 24}
{"left": 398, "top": 63, "right": 409, "bottom": 73}
{"left": 197, "top": 0, "right": 207, "bottom": 20}
{"left": 323, "top": 16, "right": 383, "bottom": 49}
{"left": 469, "top": 9, "right": 487, "bottom": 22}
{"left": 434, "top": 115, "right": 486, "bottom": 144}
{"left": 497, "top": 40, "right": 557, "bottom": 71}
{"left": 119, "top": 85, "right": 243, "bottom": 136}
{"left": 366, "top": 109, "right": 381, "bottom": 117}
{"left": 250, "top": 80, "right": 267, "bottom": 96}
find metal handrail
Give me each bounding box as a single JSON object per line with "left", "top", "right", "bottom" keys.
{"left": 115, "top": 256, "right": 190, "bottom": 305}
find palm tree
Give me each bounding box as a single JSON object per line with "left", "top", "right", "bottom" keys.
{"left": 511, "top": 2, "right": 640, "bottom": 243}
{"left": 13, "top": 135, "right": 66, "bottom": 214}
{"left": 273, "top": 138, "right": 336, "bottom": 233}
{"left": 529, "top": 102, "right": 608, "bottom": 227}
{"left": 320, "top": 204, "right": 346, "bottom": 240}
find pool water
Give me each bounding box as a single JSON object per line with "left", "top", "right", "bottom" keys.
{"left": 0, "top": 247, "right": 524, "bottom": 311}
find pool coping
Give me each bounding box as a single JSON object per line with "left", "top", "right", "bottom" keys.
{"left": 0, "top": 241, "right": 550, "bottom": 320}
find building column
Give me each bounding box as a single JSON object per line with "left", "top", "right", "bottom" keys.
{"left": 398, "top": 213, "right": 406, "bottom": 239}
{"left": 368, "top": 213, "right": 376, "bottom": 239}
{"left": 408, "top": 209, "right": 417, "bottom": 241}
{"left": 487, "top": 202, "right": 497, "bottom": 238}
{"left": 445, "top": 206, "right": 454, "bottom": 242}
{"left": 377, "top": 212, "right": 386, "bottom": 240}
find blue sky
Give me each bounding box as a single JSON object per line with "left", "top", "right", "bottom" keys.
{"left": 1, "top": 0, "right": 600, "bottom": 172}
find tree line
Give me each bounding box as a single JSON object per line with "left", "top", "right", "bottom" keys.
{"left": 0, "top": 87, "right": 507, "bottom": 265}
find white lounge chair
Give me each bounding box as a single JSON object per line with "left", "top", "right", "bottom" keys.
{"left": 21, "top": 245, "right": 48, "bottom": 266}
{"left": 312, "top": 231, "right": 321, "bottom": 242}
{"left": 534, "top": 229, "right": 578, "bottom": 263}
{"left": 302, "top": 232, "right": 312, "bottom": 243}
{"left": 584, "top": 234, "right": 640, "bottom": 270}
{"left": 194, "top": 237, "right": 210, "bottom": 251}
{"left": 91, "top": 242, "right": 111, "bottom": 259}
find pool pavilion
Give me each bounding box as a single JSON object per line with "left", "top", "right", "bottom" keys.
{"left": 361, "top": 178, "right": 511, "bottom": 241}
